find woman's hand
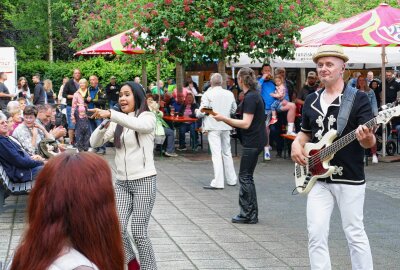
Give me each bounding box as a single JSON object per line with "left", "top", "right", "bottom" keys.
{"left": 88, "top": 108, "right": 111, "bottom": 119}
{"left": 31, "top": 155, "right": 45, "bottom": 162}
{"left": 211, "top": 112, "right": 226, "bottom": 122}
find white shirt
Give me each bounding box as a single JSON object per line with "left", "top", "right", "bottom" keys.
{"left": 196, "top": 86, "right": 237, "bottom": 131}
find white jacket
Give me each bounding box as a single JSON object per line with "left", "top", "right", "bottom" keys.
{"left": 90, "top": 110, "right": 156, "bottom": 180}
{"left": 196, "top": 86, "right": 237, "bottom": 131}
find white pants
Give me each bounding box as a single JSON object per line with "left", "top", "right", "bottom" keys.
{"left": 307, "top": 182, "right": 373, "bottom": 270}
{"left": 208, "top": 130, "right": 237, "bottom": 188}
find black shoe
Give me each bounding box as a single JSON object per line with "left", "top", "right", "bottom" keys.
{"left": 231, "top": 214, "right": 258, "bottom": 224}
{"left": 177, "top": 146, "right": 187, "bottom": 151}
{"left": 203, "top": 185, "right": 223, "bottom": 190}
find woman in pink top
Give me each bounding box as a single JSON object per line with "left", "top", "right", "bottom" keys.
{"left": 71, "top": 79, "right": 91, "bottom": 151}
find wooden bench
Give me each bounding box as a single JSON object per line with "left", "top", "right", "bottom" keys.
{"left": 0, "top": 164, "right": 35, "bottom": 212}
{"left": 280, "top": 134, "right": 296, "bottom": 159}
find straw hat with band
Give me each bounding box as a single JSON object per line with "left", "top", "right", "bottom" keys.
{"left": 312, "top": 45, "right": 349, "bottom": 63}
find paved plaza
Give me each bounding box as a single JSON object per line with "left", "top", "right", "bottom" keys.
{"left": 1, "top": 147, "right": 400, "bottom": 269}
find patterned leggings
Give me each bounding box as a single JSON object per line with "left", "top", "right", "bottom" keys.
{"left": 115, "top": 176, "right": 157, "bottom": 270}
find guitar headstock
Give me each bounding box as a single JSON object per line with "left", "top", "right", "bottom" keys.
{"left": 376, "top": 105, "right": 400, "bottom": 125}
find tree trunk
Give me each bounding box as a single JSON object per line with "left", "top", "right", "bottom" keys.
{"left": 156, "top": 56, "right": 161, "bottom": 98}
{"left": 48, "top": 0, "right": 53, "bottom": 62}
{"left": 141, "top": 59, "right": 147, "bottom": 90}
{"left": 218, "top": 59, "right": 227, "bottom": 89}
{"left": 176, "top": 61, "right": 184, "bottom": 93}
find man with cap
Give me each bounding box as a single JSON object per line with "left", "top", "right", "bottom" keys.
{"left": 291, "top": 45, "right": 374, "bottom": 270}
{"left": 295, "top": 71, "right": 319, "bottom": 106}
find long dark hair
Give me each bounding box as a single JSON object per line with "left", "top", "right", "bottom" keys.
{"left": 114, "top": 81, "right": 149, "bottom": 148}
{"left": 10, "top": 153, "right": 124, "bottom": 270}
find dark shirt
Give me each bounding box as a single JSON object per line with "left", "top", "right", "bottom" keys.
{"left": 385, "top": 79, "right": 400, "bottom": 104}
{"left": 236, "top": 90, "right": 267, "bottom": 148}
{"left": 0, "top": 82, "right": 10, "bottom": 111}
{"left": 33, "top": 82, "right": 46, "bottom": 105}
{"left": 63, "top": 79, "right": 80, "bottom": 106}
{"left": 46, "top": 90, "right": 55, "bottom": 104}
{"left": 0, "top": 135, "right": 43, "bottom": 182}
{"left": 301, "top": 89, "right": 373, "bottom": 184}
{"left": 105, "top": 83, "right": 121, "bottom": 102}
{"left": 88, "top": 84, "right": 107, "bottom": 109}
{"left": 298, "top": 84, "right": 318, "bottom": 101}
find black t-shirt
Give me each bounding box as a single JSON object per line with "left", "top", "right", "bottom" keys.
{"left": 301, "top": 89, "right": 373, "bottom": 184}
{"left": 0, "top": 82, "right": 10, "bottom": 111}
{"left": 298, "top": 84, "right": 318, "bottom": 101}
{"left": 236, "top": 90, "right": 266, "bottom": 148}
{"left": 385, "top": 79, "right": 400, "bottom": 103}
{"left": 63, "top": 79, "right": 80, "bottom": 106}
{"left": 105, "top": 83, "right": 121, "bottom": 102}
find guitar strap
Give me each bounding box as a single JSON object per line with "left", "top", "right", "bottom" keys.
{"left": 336, "top": 85, "right": 358, "bottom": 137}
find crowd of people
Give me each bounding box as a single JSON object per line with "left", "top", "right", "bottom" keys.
{"left": 1, "top": 43, "right": 400, "bottom": 269}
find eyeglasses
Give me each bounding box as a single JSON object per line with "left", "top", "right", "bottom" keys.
{"left": 0, "top": 120, "right": 9, "bottom": 125}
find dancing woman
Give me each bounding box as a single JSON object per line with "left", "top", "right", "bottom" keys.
{"left": 90, "top": 81, "right": 157, "bottom": 270}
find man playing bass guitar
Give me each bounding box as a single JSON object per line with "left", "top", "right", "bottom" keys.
{"left": 291, "top": 45, "right": 375, "bottom": 270}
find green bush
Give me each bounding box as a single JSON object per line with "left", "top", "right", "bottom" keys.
{"left": 18, "top": 57, "right": 175, "bottom": 93}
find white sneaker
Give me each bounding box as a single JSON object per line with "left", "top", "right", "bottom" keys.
{"left": 372, "top": 155, "right": 378, "bottom": 164}
{"left": 286, "top": 131, "right": 297, "bottom": 136}
{"left": 264, "top": 151, "right": 271, "bottom": 161}
{"left": 165, "top": 152, "right": 178, "bottom": 157}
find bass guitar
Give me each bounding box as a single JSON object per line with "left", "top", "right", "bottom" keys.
{"left": 294, "top": 104, "right": 400, "bottom": 194}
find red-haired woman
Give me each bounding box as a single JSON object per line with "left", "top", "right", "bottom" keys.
{"left": 8, "top": 153, "right": 124, "bottom": 270}
{"left": 90, "top": 81, "right": 157, "bottom": 270}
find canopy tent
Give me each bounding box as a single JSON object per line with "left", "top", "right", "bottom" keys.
{"left": 74, "top": 29, "right": 144, "bottom": 56}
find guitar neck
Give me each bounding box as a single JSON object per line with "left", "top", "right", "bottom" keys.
{"left": 319, "top": 117, "right": 377, "bottom": 160}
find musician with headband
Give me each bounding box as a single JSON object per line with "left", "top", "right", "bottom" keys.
{"left": 291, "top": 45, "right": 375, "bottom": 270}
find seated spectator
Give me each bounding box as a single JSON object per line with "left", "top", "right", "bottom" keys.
{"left": 6, "top": 101, "right": 22, "bottom": 134}
{"left": 172, "top": 87, "right": 189, "bottom": 100}
{"left": 177, "top": 92, "right": 199, "bottom": 151}
{"left": 17, "top": 97, "right": 27, "bottom": 114}
{"left": 13, "top": 105, "right": 54, "bottom": 155}
{"left": 269, "top": 75, "right": 297, "bottom": 135}
{"left": 171, "top": 92, "right": 185, "bottom": 114}
{"left": 147, "top": 96, "right": 178, "bottom": 157}
{"left": 0, "top": 111, "right": 44, "bottom": 183}
{"left": 185, "top": 77, "right": 199, "bottom": 95}
{"left": 165, "top": 78, "right": 176, "bottom": 93}
{"left": 7, "top": 153, "right": 124, "bottom": 270}
{"left": 37, "top": 104, "right": 66, "bottom": 141}
{"left": 151, "top": 80, "right": 165, "bottom": 95}
{"left": 160, "top": 92, "right": 175, "bottom": 115}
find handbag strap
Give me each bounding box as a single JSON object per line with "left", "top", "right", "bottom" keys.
{"left": 336, "top": 85, "right": 357, "bottom": 137}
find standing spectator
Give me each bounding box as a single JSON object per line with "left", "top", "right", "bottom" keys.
{"left": 43, "top": 79, "right": 56, "bottom": 104}
{"left": 347, "top": 71, "right": 361, "bottom": 88}
{"left": 369, "top": 79, "right": 382, "bottom": 108}
{"left": 134, "top": 76, "right": 146, "bottom": 93}
{"left": 165, "top": 78, "right": 176, "bottom": 93}
{"left": 185, "top": 77, "right": 199, "bottom": 95}
{"left": 227, "top": 76, "right": 240, "bottom": 101}
{"left": 57, "top": 77, "right": 68, "bottom": 110}
{"left": 258, "top": 63, "right": 275, "bottom": 161}
{"left": 357, "top": 75, "right": 379, "bottom": 163}
{"left": 32, "top": 74, "right": 46, "bottom": 105}
{"left": 151, "top": 80, "right": 165, "bottom": 95}
{"left": 16, "top": 77, "right": 32, "bottom": 104}
{"left": 366, "top": 71, "right": 375, "bottom": 85}
{"left": 0, "top": 72, "right": 15, "bottom": 112}
{"left": 90, "top": 81, "right": 157, "bottom": 270}
{"left": 385, "top": 70, "right": 400, "bottom": 104}
{"left": 88, "top": 75, "right": 107, "bottom": 154}
{"left": 71, "top": 79, "right": 91, "bottom": 152}
{"left": 105, "top": 75, "right": 121, "bottom": 109}
{"left": 8, "top": 153, "right": 124, "bottom": 270}
{"left": 196, "top": 73, "right": 237, "bottom": 189}
{"left": 13, "top": 105, "right": 54, "bottom": 155}
{"left": 213, "top": 67, "right": 267, "bottom": 224}
{"left": 296, "top": 71, "right": 319, "bottom": 106}
{"left": 63, "top": 69, "right": 81, "bottom": 145}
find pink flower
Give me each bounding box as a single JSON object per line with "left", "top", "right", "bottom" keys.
{"left": 290, "top": 5, "right": 295, "bottom": 10}
{"left": 229, "top": 6, "right": 235, "bottom": 12}
{"left": 296, "top": 0, "right": 301, "bottom": 4}
{"left": 191, "top": 31, "right": 205, "bottom": 42}
{"left": 223, "top": 39, "right": 228, "bottom": 49}
{"left": 162, "top": 37, "right": 169, "bottom": 44}
{"left": 250, "top": 41, "right": 255, "bottom": 49}
{"left": 268, "top": 48, "right": 273, "bottom": 54}
{"left": 164, "top": 0, "right": 172, "bottom": 4}
{"left": 184, "top": 5, "right": 190, "bottom": 12}
{"left": 279, "top": 4, "right": 283, "bottom": 13}
{"left": 179, "top": 21, "right": 185, "bottom": 27}
{"left": 264, "top": 30, "right": 271, "bottom": 35}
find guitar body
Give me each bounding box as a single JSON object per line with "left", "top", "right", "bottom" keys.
{"left": 295, "top": 129, "right": 337, "bottom": 194}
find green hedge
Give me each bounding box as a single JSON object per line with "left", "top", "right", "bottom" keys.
{"left": 18, "top": 57, "right": 175, "bottom": 93}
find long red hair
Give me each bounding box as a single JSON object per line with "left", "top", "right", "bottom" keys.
{"left": 10, "top": 153, "right": 124, "bottom": 270}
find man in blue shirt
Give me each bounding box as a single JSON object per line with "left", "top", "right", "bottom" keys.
{"left": 258, "top": 64, "right": 275, "bottom": 161}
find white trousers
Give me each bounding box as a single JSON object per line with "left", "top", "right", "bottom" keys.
{"left": 208, "top": 130, "right": 237, "bottom": 188}
{"left": 307, "top": 182, "right": 373, "bottom": 270}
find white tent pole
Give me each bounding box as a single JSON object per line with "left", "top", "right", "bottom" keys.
{"left": 381, "top": 45, "right": 386, "bottom": 157}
